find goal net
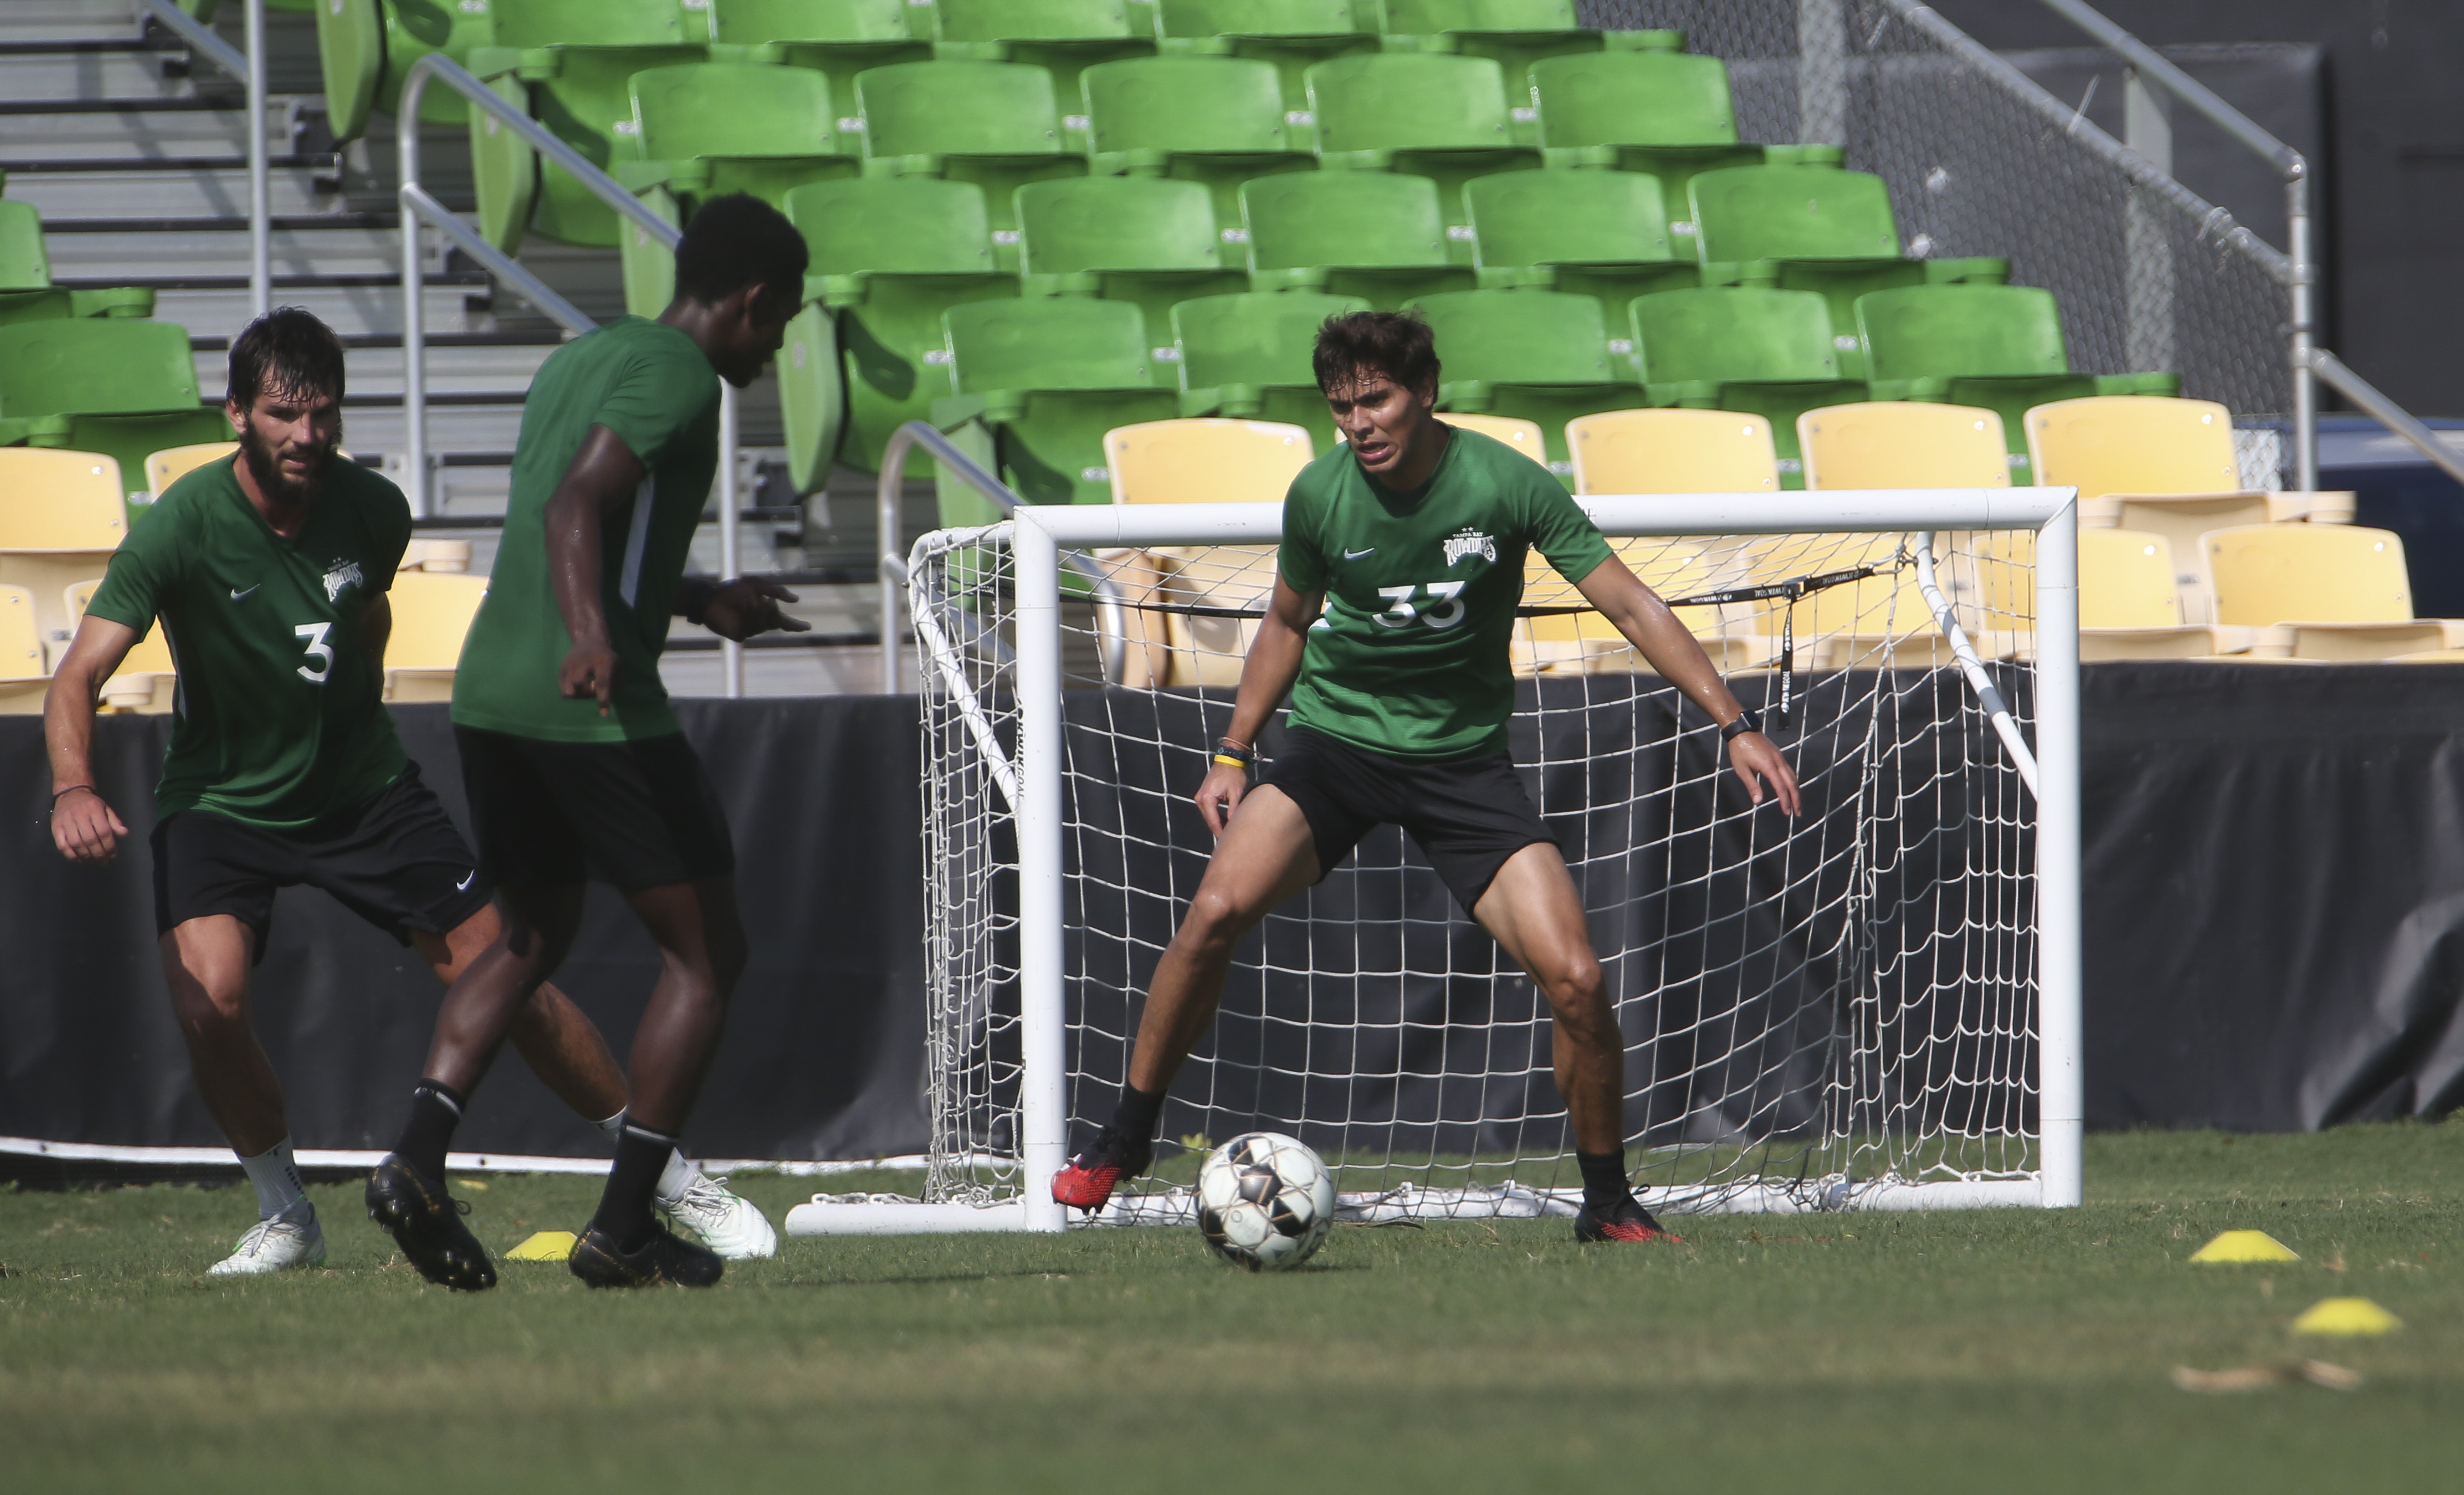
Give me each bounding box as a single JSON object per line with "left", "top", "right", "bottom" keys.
{"left": 867, "top": 493, "right": 2077, "bottom": 1234}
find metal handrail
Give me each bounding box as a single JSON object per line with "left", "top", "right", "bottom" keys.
{"left": 395, "top": 53, "right": 745, "bottom": 695}
{"left": 876, "top": 420, "right": 1128, "bottom": 693}
{"left": 140, "top": 0, "right": 266, "bottom": 320}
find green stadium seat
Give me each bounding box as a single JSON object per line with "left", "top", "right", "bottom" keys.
{"left": 0, "top": 201, "right": 153, "bottom": 327}
{"left": 779, "top": 176, "right": 1018, "bottom": 488}
{"left": 614, "top": 63, "right": 860, "bottom": 315}
{"left": 1081, "top": 56, "right": 1315, "bottom": 265}
{"left": 1376, "top": 2, "right": 1667, "bottom": 146}
{"left": 1405, "top": 289, "right": 1645, "bottom": 484}
{"left": 1462, "top": 170, "right": 1694, "bottom": 360}
{"left": 317, "top": 0, "right": 503, "bottom": 143}
{"left": 1630, "top": 288, "right": 1866, "bottom": 488}
{"left": 1855, "top": 284, "right": 2180, "bottom": 482}
{"left": 465, "top": 0, "right": 706, "bottom": 250}
{"left": 1153, "top": 0, "right": 1379, "bottom": 137}
{"left": 932, "top": 297, "right": 1180, "bottom": 512}
{"left": 1016, "top": 177, "right": 1250, "bottom": 353}
{"left": 1529, "top": 49, "right": 1761, "bottom": 246}
{"left": 1239, "top": 171, "right": 1476, "bottom": 308}
{"left": 1172, "top": 289, "right": 1369, "bottom": 451}
{"left": 708, "top": 0, "right": 929, "bottom": 131}
{"left": 854, "top": 61, "right": 1088, "bottom": 271}
{"left": 1687, "top": 162, "right": 2008, "bottom": 379}
{"left": 0, "top": 320, "right": 229, "bottom": 511}
{"left": 930, "top": 0, "right": 1158, "bottom": 150}
{"left": 1305, "top": 53, "right": 1542, "bottom": 262}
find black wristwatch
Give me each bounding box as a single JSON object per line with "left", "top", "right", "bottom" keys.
{"left": 1719, "top": 707, "right": 1763, "bottom": 742}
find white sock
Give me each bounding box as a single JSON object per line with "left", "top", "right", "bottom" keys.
{"left": 600, "top": 1109, "right": 696, "bottom": 1205}
{"left": 655, "top": 1148, "right": 700, "bottom": 1207}
{"left": 239, "top": 1137, "right": 307, "bottom": 1220}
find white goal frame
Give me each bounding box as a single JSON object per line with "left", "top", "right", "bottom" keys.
{"left": 790, "top": 488, "right": 2081, "bottom": 1236}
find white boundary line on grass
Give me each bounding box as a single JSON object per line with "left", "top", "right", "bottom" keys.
{"left": 0, "top": 1136, "right": 937, "bottom": 1178}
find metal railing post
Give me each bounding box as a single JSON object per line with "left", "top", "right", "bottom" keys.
{"left": 243, "top": 0, "right": 268, "bottom": 319}
{"left": 719, "top": 385, "right": 743, "bottom": 698}
{"left": 2287, "top": 170, "right": 2319, "bottom": 491}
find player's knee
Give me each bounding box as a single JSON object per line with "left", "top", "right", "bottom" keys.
{"left": 170, "top": 974, "right": 249, "bottom": 1036}
{"left": 1540, "top": 953, "right": 1605, "bottom": 1008}
{"left": 1177, "top": 890, "right": 1256, "bottom": 953}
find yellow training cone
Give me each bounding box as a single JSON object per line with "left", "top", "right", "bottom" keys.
{"left": 2291, "top": 1297, "right": 2401, "bottom": 1337}
{"left": 505, "top": 1230, "right": 578, "bottom": 1262}
{"left": 2189, "top": 1230, "right": 2300, "bottom": 1263}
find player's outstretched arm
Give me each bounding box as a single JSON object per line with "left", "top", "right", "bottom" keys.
{"left": 544, "top": 424, "right": 649, "bottom": 717}
{"left": 1575, "top": 553, "right": 1801, "bottom": 816}
{"left": 1195, "top": 576, "right": 1323, "bottom": 837}
{"left": 679, "top": 575, "right": 811, "bottom": 643}
{"left": 44, "top": 613, "right": 141, "bottom": 863}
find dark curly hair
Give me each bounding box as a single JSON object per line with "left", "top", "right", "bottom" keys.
{"left": 227, "top": 306, "right": 346, "bottom": 409}
{"left": 1311, "top": 309, "right": 1441, "bottom": 396}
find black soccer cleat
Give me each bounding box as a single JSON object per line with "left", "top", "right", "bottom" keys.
{"left": 366, "top": 1153, "right": 498, "bottom": 1290}
{"left": 1574, "top": 1194, "right": 1683, "bottom": 1245}
{"left": 567, "top": 1222, "right": 725, "bottom": 1289}
{"left": 1049, "top": 1125, "right": 1154, "bottom": 1215}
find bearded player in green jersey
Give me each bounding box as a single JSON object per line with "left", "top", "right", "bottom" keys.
{"left": 368, "top": 195, "right": 811, "bottom": 1289}
{"left": 45, "top": 308, "right": 771, "bottom": 1277}
{"left": 1054, "top": 312, "right": 1804, "bottom": 1242}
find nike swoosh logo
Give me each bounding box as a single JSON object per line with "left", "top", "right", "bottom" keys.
{"left": 230, "top": 584, "right": 260, "bottom": 601}
{"left": 455, "top": 871, "right": 476, "bottom": 891}
{"left": 1343, "top": 547, "right": 1376, "bottom": 560}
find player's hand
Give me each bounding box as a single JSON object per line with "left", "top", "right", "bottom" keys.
{"left": 701, "top": 579, "right": 809, "bottom": 643}
{"left": 560, "top": 639, "right": 619, "bottom": 716}
{"left": 52, "top": 784, "right": 127, "bottom": 864}
{"left": 1728, "top": 731, "right": 1802, "bottom": 817}
{"left": 1195, "top": 761, "right": 1249, "bottom": 838}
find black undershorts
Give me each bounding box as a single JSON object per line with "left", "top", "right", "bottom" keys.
{"left": 454, "top": 727, "right": 736, "bottom": 894}
{"left": 1256, "top": 727, "right": 1556, "bottom": 914}
{"left": 150, "top": 763, "right": 491, "bottom": 963}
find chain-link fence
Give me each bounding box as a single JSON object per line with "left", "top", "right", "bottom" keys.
{"left": 1582, "top": 0, "right": 2295, "bottom": 439}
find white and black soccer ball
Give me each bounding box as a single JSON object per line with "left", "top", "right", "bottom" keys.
{"left": 1195, "top": 1131, "right": 1336, "bottom": 1271}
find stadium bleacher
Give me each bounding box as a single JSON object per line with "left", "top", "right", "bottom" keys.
{"left": 0, "top": 0, "right": 2427, "bottom": 725}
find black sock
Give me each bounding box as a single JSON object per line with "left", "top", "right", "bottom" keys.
{"left": 1111, "top": 1083, "right": 1166, "bottom": 1143}
{"left": 1576, "top": 1150, "right": 1631, "bottom": 1212}
{"left": 393, "top": 1081, "right": 463, "bottom": 1183}
{"left": 592, "top": 1122, "right": 678, "bottom": 1252}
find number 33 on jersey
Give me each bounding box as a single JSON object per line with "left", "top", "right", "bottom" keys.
{"left": 1276, "top": 429, "right": 1615, "bottom": 762}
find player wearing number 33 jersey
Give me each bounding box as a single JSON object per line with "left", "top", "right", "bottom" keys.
{"left": 1277, "top": 423, "right": 1611, "bottom": 761}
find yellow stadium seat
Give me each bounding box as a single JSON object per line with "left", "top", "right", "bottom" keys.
{"left": 2072, "top": 527, "right": 2252, "bottom": 661}
{"left": 2024, "top": 395, "right": 2241, "bottom": 501}
{"left": 1437, "top": 412, "right": 1547, "bottom": 466}
{"left": 1797, "top": 402, "right": 2008, "bottom": 490}
{"left": 2205, "top": 524, "right": 2461, "bottom": 661}
{"left": 2109, "top": 491, "right": 2268, "bottom": 625}
{"left": 66, "top": 577, "right": 177, "bottom": 712}
{"left": 382, "top": 570, "right": 490, "bottom": 702}
{"left": 0, "top": 448, "right": 130, "bottom": 668}
{"left": 144, "top": 441, "right": 237, "bottom": 500}
{"left": 400, "top": 538, "right": 475, "bottom": 573}
{"left": 1103, "top": 418, "right": 1313, "bottom": 688}
{"left": 0, "top": 584, "right": 48, "bottom": 714}
{"left": 1566, "top": 409, "right": 1777, "bottom": 495}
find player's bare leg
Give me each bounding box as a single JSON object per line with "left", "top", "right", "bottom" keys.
{"left": 1473, "top": 842, "right": 1677, "bottom": 1243}
{"left": 1054, "top": 786, "right": 1321, "bottom": 1212}
{"left": 159, "top": 916, "right": 327, "bottom": 1274}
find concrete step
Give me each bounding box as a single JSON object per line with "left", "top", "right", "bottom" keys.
{"left": 0, "top": 1, "right": 150, "bottom": 44}
{"left": 6, "top": 162, "right": 342, "bottom": 219}
{"left": 144, "top": 278, "right": 488, "bottom": 343}
{"left": 42, "top": 216, "right": 432, "bottom": 281}
{"left": 0, "top": 39, "right": 196, "bottom": 101}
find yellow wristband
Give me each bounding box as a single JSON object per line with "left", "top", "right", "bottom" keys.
{"left": 1213, "top": 753, "right": 1250, "bottom": 769}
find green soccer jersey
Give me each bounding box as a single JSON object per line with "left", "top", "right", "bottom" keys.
{"left": 84, "top": 454, "right": 412, "bottom": 832}
{"left": 1278, "top": 427, "right": 1613, "bottom": 760}
{"left": 450, "top": 316, "right": 720, "bottom": 743}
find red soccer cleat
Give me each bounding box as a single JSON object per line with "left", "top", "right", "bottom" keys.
{"left": 1050, "top": 1125, "right": 1152, "bottom": 1214}
{"left": 1574, "top": 1195, "right": 1684, "bottom": 1244}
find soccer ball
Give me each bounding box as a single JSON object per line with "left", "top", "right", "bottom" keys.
{"left": 1195, "top": 1132, "right": 1336, "bottom": 1271}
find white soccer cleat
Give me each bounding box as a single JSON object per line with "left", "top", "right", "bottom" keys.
{"left": 207, "top": 1202, "right": 327, "bottom": 1276}
{"left": 660, "top": 1173, "right": 777, "bottom": 1260}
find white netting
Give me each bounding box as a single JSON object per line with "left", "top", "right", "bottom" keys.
{"left": 915, "top": 516, "right": 2043, "bottom": 1217}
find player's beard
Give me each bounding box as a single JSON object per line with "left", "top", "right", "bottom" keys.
{"left": 238, "top": 409, "right": 341, "bottom": 504}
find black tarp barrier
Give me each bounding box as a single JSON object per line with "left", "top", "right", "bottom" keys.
{"left": 6, "top": 663, "right": 2464, "bottom": 1176}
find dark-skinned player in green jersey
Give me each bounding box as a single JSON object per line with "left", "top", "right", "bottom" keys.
{"left": 45, "top": 308, "right": 771, "bottom": 1276}
{"left": 1054, "top": 312, "right": 1804, "bottom": 1242}
{"left": 367, "top": 195, "right": 811, "bottom": 1289}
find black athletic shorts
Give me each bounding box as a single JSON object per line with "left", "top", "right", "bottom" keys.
{"left": 150, "top": 763, "right": 491, "bottom": 963}
{"left": 1257, "top": 727, "right": 1556, "bottom": 914}
{"left": 454, "top": 726, "right": 736, "bottom": 894}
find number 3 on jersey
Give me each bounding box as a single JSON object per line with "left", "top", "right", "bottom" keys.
{"left": 1374, "top": 581, "right": 1468, "bottom": 630}
{"left": 295, "top": 621, "right": 335, "bottom": 683}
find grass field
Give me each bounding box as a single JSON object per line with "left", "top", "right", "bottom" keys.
{"left": 5, "top": 1125, "right": 2461, "bottom": 1493}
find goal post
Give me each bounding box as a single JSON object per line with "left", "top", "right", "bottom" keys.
{"left": 789, "top": 489, "right": 2080, "bottom": 1237}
